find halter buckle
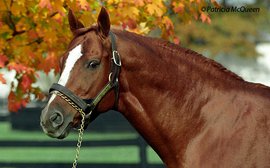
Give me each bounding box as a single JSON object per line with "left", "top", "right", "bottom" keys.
{"left": 112, "top": 50, "right": 121, "bottom": 67}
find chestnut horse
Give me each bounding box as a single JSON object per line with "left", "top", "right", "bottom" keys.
{"left": 40, "top": 8, "right": 270, "bottom": 168}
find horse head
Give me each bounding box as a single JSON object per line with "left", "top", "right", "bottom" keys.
{"left": 40, "top": 7, "right": 119, "bottom": 139}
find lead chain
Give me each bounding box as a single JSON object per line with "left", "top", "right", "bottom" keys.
{"left": 51, "top": 91, "right": 86, "bottom": 168}
{"left": 72, "top": 109, "right": 85, "bottom": 168}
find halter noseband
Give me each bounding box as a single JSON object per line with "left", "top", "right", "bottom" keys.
{"left": 49, "top": 31, "right": 121, "bottom": 120}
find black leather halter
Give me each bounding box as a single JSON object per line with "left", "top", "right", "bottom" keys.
{"left": 49, "top": 31, "right": 121, "bottom": 120}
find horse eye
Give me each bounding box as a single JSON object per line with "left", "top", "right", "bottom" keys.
{"left": 87, "top": 60, "right": 100, "bottom": 70}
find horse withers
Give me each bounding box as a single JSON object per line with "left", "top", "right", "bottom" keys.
{"left": 40, "top": 7, "right": 270, "bottom": 168}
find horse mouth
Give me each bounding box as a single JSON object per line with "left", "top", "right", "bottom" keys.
{"left": 57, "top": 129, "right": 70, "bottom": 139}
{"left": 43, "top": 123, "right": 72, "bottom": 139}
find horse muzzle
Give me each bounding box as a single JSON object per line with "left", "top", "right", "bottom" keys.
{"left": 40, "top": 105, "right": 73, "bottom": 139}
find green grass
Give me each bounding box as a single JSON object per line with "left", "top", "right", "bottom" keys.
{"left": 0, "top": 122, "right": 137, "bottom": 141}
{"left": 0, "top": 147, "right": 139, "bottom": 163}
{"left": 0, "top": 122, "right": 162, "bottom": 164}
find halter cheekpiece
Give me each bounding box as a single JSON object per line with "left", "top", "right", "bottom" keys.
{"left": 49, "top": 31, "right": 121, "bottom": 120}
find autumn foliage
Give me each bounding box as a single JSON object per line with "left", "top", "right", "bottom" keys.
{"left": 0, "top": 0, "right": 218, "bottom": 112}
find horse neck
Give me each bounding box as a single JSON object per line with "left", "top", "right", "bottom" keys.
{"left": 113, "top": 30, "right": 244, "bottom": 167}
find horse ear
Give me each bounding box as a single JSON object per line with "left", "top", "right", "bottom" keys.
{"left": 68, "top": 9, "right": 84, "bottom": 34}
{"left": 97, "top": 7, "right": 110, "bottom": 38}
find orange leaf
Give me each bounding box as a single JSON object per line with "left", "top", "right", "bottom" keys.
{"left": 146, "top": 4, "right": 164, "bottom": 17}
{"left": 173, "top": 37, "right": 180, "bottom": 45}
{"left": 8, "top": 62, "right": 33, "bottom": 74}
{"left": 134, "top": 0, "right": 144, "bottom": 6}
{"left": 77, "top": 0, "right": 90, "bottom": 10}
{"left": 162, "top": 16, "right": 174, "bottom": 31}
{"left": 38, "top": 0, "right": 52, "bottom": 10}
{"left": 200, "top": 12, "right": 211, "bottom": 24}
{"left": 52, "top": 13, "right": 63, "bottom": 24}
{"left": 173, "top": 2, "right": 185, "bottom": 13}
{"left": 124, "top": 19, "right": 137, "bottom": 29}
{"left": 27, "top": 30, "right": 39, "bottom": 40}
{"left": 0, "top": 54, "right": 8, "bottom": 68}
{"left": 0, "top": 73, "right": 6, "bottom": 84}
{"left": 38, "top": 52, "right": 60, "bottom": 74}
{"left": 20, "top": 74, "right": 32, "bottom": 91}
{"left": 8, "top": 92, "right": 28, "bottom": 112}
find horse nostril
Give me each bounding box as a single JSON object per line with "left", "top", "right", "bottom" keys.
{"left": 40, "top": 121, "right": 45, "bottom": 127}
{"left": 50, "top": 112, "right": 64, "bottom": 128}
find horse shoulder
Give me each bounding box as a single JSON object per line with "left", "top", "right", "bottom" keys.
{"left": 183, "top": 86, "right": 270, "bottom": 168}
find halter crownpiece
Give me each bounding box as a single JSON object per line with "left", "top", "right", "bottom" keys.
{"left": 49, "top": 31, "right": 121, "bottom": 120}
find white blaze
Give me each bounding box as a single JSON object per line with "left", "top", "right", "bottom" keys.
{"left": 48, "top": 44, "right": 83, "bottom": 105}
{"left": 58, "top": 44, "right": 83, "bottom": 86}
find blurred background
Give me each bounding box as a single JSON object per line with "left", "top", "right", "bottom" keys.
{"left": 0, "top": 0, "right": 269, "bottom": 167}
{"left": 174, "top": 0, "right": 270, "bottom": 86}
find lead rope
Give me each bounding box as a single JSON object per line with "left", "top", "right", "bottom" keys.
{"left": 72, "top": 109, "right": 86, "bottom": 168}
{"left": 51, "top": 91, "right": 91, "bottom": 168}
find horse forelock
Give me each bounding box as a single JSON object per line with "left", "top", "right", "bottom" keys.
{"left": 72, "top": 26, "right": 98, "bottom": 38}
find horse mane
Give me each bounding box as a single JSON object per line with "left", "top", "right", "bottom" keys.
{"left": 158, "top": 40, "right": 245, "bottom": 81}
{"left": 116, "top": 29, "right": 245, "bottom": 82}
{"left": 155, "top": 39, "right": 270, "bottom": 93}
